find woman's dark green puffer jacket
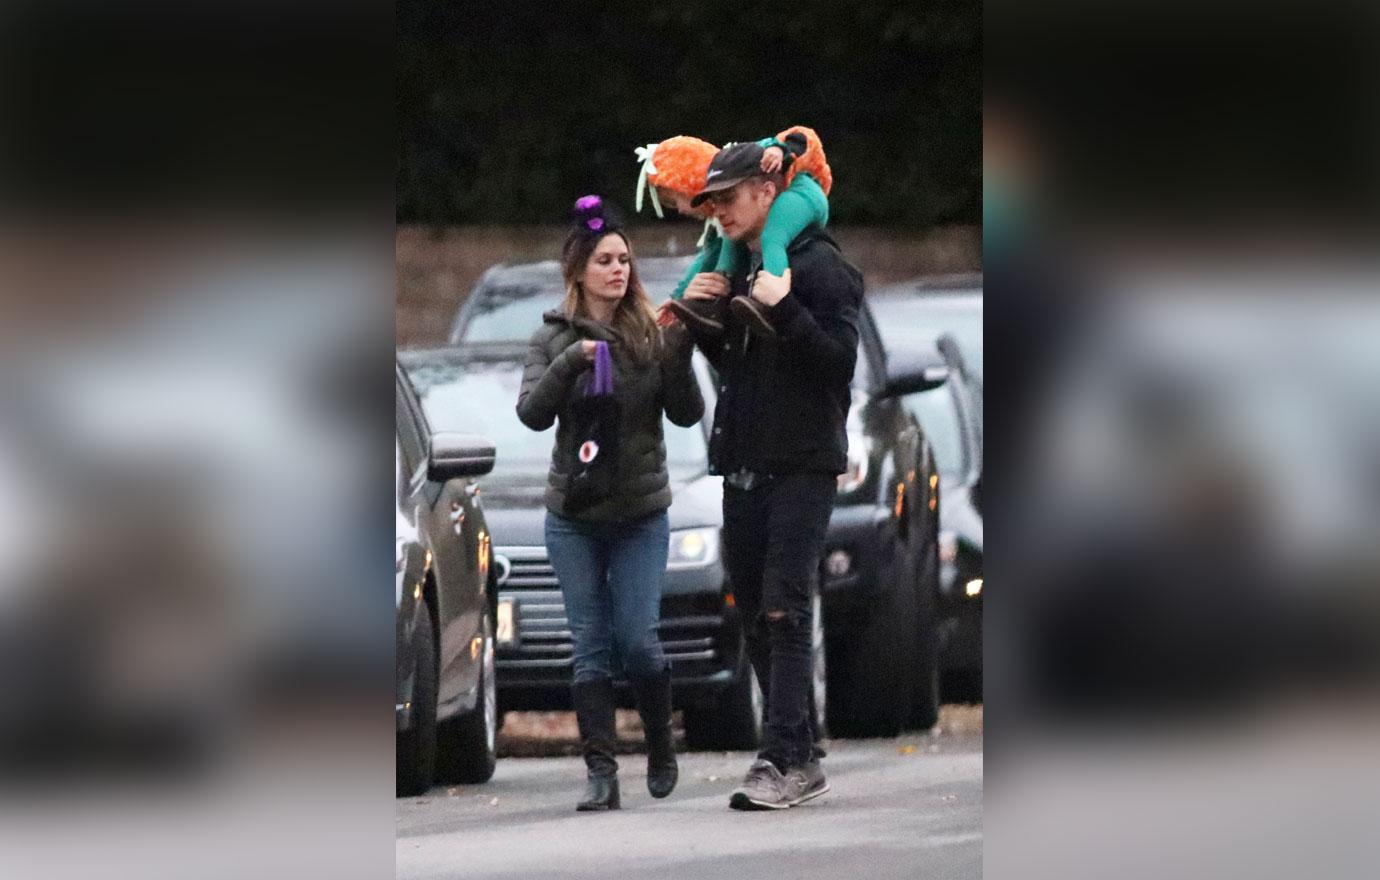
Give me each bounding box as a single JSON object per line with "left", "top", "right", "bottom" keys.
{"left": 515, "top": 310, "right": 705, "bottom": 522}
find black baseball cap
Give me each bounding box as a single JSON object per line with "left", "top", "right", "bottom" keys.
{"left": 690, "top": 142, "right": 767, "bottom": 207}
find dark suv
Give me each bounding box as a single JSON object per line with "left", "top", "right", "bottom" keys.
{"left": 399, "top": 344, "right": 780, "bottom": 751}
{"left": 870, "top": 280, "right": 983, "bottom": 697}
{"left": 396, "top": 362, "right": 501, "bottom": 795}
{"left": 447, "top": 256, "right": 947, "bottom": 736}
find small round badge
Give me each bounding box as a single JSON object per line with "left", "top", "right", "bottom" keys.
{"left": 579, "top": 440, "right": 600, "bottom": 463}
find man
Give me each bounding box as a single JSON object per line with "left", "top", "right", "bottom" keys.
{"left": 679, "top": 141, "right": 863, "bottom": 810}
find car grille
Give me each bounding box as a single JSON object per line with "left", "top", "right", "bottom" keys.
{"left": 495, "top": 546, "right": 560, "bottom": 590}
{"left": 495, "top": 545, "right": 723, "bottom": 669}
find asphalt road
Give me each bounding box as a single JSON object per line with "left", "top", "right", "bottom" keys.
{"left": 395, "top": 708, "right": 982, "bottom": 880}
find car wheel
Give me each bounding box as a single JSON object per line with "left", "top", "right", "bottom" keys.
{"left": 829, "top": 537, "right": 919, "bottom": 738}
{"left": 396, "top": 606, "right": 438, "bottom": 797}
{"left": 435, "top": 613, "right": 498, "bottom": 784}
{"left": 909, "top": 537, "right": 942, "bottom": 731}
{"left": 683, "top": 650, "right": 763, "bottom": 752}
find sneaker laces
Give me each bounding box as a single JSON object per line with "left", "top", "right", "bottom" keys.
{"left": 743, "top": 758, "right": 783, "bottom": 787}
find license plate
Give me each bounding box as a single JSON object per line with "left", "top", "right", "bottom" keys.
{"left": 496, "top": 598, "right": 517, "bottom": 646}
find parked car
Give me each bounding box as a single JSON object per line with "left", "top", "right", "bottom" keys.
{"left": 399, "top": 344, "right": 785, "bottom": 751}
{"left": 867, "top": 275, "right": 983, "bottom": 382}
{"left": 396, "top": 362, "right": 500, "bottom": 795}
{"left": 870, "top": 282, "right": 984, "bottom": 697}
{"left": 445, "top": 255, "right": 947, "bottom": 737}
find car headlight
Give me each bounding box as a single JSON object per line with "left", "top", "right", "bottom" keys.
{"left": 667, "top": 527, "right": 720, "bottom": 570}
{"left": 837, "top": 431, "right": 871, "bottom": 494}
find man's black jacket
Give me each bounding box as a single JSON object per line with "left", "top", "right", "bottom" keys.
{"left": 689, "top": 228, "right": 863, "bottom": 477}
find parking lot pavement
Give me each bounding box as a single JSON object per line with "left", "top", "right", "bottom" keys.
{"left": 395, "top": 706, "right": 982, "bottom": 880}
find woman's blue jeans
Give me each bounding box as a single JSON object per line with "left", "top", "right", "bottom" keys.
{"left": 545, "top": 510, "right": 670, "bottom": 684}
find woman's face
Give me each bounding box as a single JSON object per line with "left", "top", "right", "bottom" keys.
{"left": 579, "top": 233, "right": 631, "bottom": 306}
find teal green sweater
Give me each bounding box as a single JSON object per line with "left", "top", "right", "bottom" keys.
{"left": 671, "top": 135, "right": 830, "bottom": 299}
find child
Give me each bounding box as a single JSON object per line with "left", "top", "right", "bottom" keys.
{"left": 635, "top": 126, "right": 833, "bottom": 336}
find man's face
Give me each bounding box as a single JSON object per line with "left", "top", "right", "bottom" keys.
{"left": 707, "top": 179, "right": 774, "bottom": 243}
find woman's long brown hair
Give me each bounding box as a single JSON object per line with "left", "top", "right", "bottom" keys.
{"left": 559, "top": 230, "right": 660, "bottom": 364}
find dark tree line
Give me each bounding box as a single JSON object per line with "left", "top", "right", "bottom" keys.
{"left": 398, "top": 1, "right": 980, "bottom": 228}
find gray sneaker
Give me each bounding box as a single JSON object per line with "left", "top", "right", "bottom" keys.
{"left": 729, "top": 759, "right": 799, "bottom": 811}
{"left": 786, "top": 760, "right": 829, "bottom": 805}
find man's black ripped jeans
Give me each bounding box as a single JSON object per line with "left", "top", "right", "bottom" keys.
{"left": 722, "top": 472, "right": 836, "bottom": 770}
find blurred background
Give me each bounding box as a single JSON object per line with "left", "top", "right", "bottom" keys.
{"left": 0, "top": 3, "right": 394, "bottom": 879}
{"left": 986, "top": 2, "right": 1380, "bottom": 878}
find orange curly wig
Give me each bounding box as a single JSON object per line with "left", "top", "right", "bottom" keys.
{"left": 645, "top": 136, "right": 718, "bottom": 218}
{"left": 776, "top": 125, "right": 833, "bottom": 196}
{"left": 647, "top": 136, "right": 718, "bottom": 196}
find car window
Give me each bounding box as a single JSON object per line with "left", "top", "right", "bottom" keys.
{"left": 871, "top": 291, "right": 983, "bottom": 382}
{"left": 395, "top": 381, "right": 425, "bottom": 477}
{"left": 906, "top": 386, "right": 967, "bottom": 478}
{"left": 456, "top": 259, "right": 694, "bottom": 346}
{"left": 463, "top": 285, "right": 563, "bottom": 344}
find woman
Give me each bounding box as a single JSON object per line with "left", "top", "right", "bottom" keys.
{"left": 516, "top": 195, "right": 704, "bottom": 811}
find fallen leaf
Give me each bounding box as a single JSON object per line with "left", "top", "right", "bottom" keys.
{"left": 899, "top": 745, "right": 918, "bottom": 755}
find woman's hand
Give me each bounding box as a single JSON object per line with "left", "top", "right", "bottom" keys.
{"left": 655, "top": 301, "right": 677, "bottom": 327}
{"left": 760, "top": 146, "right": 785, "bottom": 174}
{"left": 682, "top": 272, "right": 730, "bottom": 301}
{"left": 580, "top": 339, "right": 600, "bottom": 362}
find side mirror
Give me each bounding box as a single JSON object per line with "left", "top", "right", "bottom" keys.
{"left": 882, "top": 357, "right": 949, "bottom": 398}
{"left": 429, "top": 432, "right": 496, "bottom": 480}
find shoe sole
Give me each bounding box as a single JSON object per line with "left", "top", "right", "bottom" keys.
{"left": 790, "top": 782, "right": 830, "bottom": 806}
{"left": 666, "top": 301, "right": 723, "bottom": 334}
{"left": 729, "top": 791, "right": 791, "bottom": 811}
{"left": 729, "top": 298, "right": 776, "bottom": 339}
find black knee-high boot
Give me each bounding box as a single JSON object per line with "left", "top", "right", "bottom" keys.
{"left": 632, "top": 667, "right": 678, "bottom": 798}
{"left": 571, "top": 678, "right": 620, "bottom": 811}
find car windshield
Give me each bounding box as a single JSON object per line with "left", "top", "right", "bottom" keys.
{"left": 459, "top": 257, "right": 694, "bottom": 345}
{"left": 871, "top": 290, "right": 983, "bottom": 382}
{"left": 402, "top": 355, "right": 709, "bottom": 482}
